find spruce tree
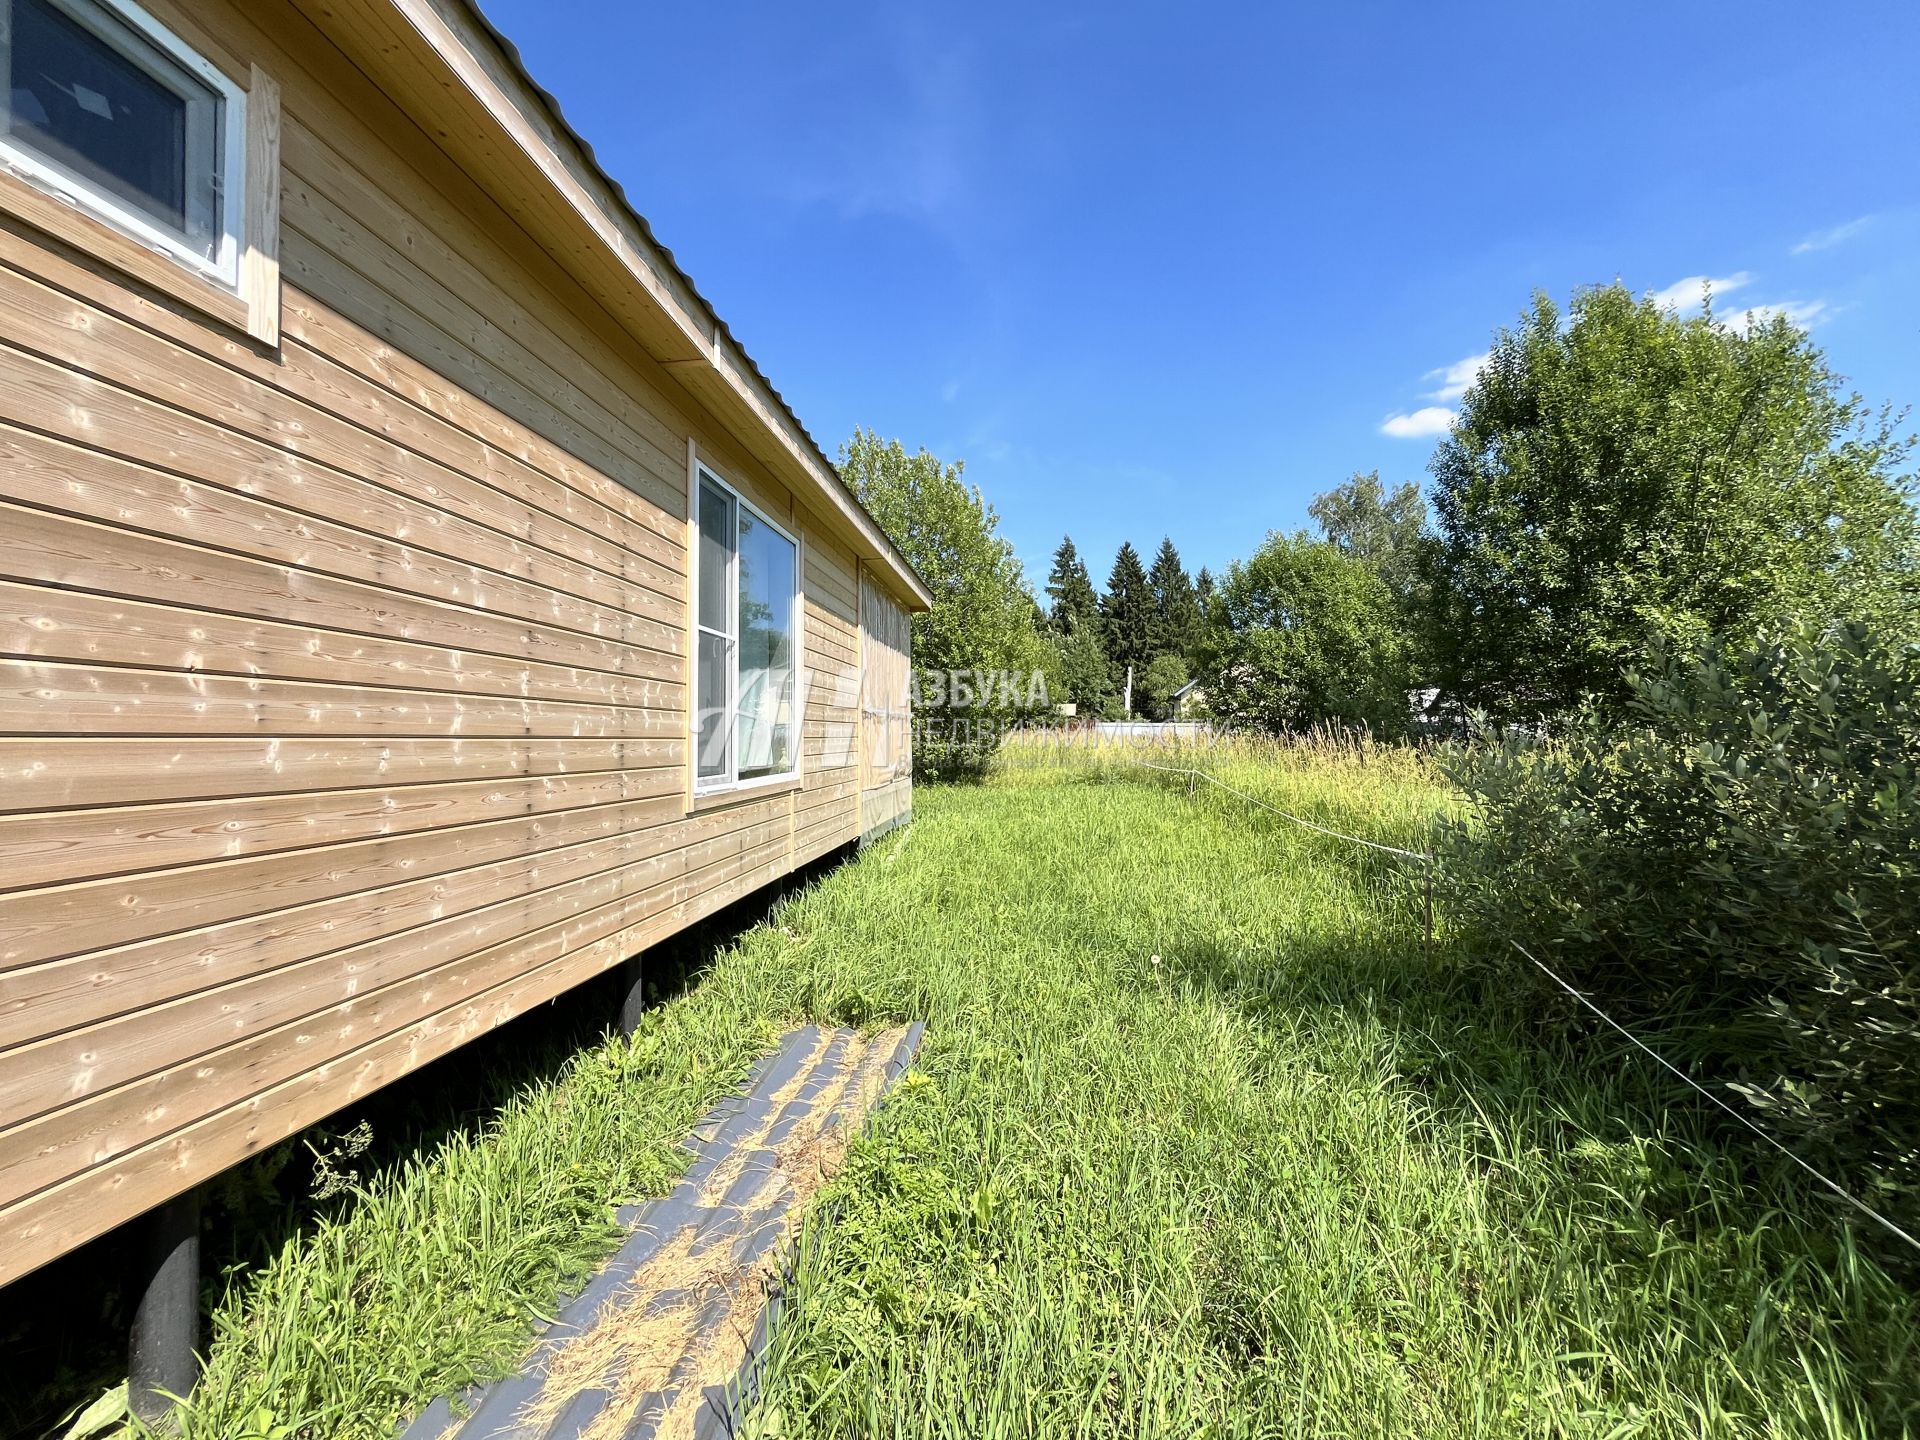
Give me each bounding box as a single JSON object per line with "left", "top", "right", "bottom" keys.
{"left": 1045, "top": 535, "right": 1102, "bottom": 637}
{"left": 1190, "top": 567, "right": 1220, "bottom": 667}
{"left": 1102, "top": 541, "right": 1155, "bottom": 708}
{"left": 1147, "top": 536, "right": 1198, "bottom": 659}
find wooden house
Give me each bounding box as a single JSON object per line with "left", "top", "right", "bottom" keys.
{"left": 0, "top": 0, "right": 927, "bottom": 1294}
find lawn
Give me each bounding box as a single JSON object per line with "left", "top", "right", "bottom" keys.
{"left": 157, "top": 742, "right": 1916, "bottom": 1439}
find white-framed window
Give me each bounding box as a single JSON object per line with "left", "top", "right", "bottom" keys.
{"left": 0, "top": 0, "right": 246, "bottom": 286}
{"left": 694, "top": 464, "right": 801, "bottom": 792}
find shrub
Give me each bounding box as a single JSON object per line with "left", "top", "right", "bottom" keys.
{"left": 1439, "top": 622, "right": 1920, "bottom": 1224}
{"left": 1199, "top": 532, "right": 1413, "bottom": 738}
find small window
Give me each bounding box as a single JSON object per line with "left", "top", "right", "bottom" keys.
{"left": 0, "top": 0, "right": 244, "bottom": 284}
{"left": 693, "top": 469, "right": 799, "bottom": 790}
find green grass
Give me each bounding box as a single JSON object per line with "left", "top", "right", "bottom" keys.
{"left": 151, "top": 743, "right": 1917, "bottom": 1439}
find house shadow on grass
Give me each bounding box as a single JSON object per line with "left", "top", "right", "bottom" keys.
{"left": 0, "top": 841, "right": 859, "bottom": 1440}
{"left": 1163, "top": 919, "right": 1899, "bottom": 1275}
{"left": 1161, "top": 920, "right": 1920, "bottom": 1430}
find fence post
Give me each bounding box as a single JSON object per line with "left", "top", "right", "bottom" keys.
{"left": 1422, "top": 851, "right": 1435, "bottom": 959}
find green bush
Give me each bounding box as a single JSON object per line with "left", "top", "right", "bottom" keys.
{"left": 1199, "top": 531, "right": 1414, "bottom": 738}
{"left": 914, "top": 714, "right": 1011, "bottom": 781}
{"left": 1439, "top": 622, "right": 1920, "bottom": 1226}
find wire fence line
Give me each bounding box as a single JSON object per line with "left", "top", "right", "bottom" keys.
{"left": 1117, "top": 755, "right": 1920, "bottom": 1259}
{"left": 1127, "top": 760, "right": 1432, "bottom": 861}
{"left": 1506, "top": 937, "right": 1920, "bottom": 1256}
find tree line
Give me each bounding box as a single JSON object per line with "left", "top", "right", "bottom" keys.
{"left": 843, "top": 279, "right": 1917, "bottom": 753}
{"left": 1044, "top": 281, "right": 1918, "bottom": 737}
{"left": 1040, "top": 535, "right": 1213, "bottom": 720}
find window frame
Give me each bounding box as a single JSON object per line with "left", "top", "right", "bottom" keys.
{"left": 0, "top": 0, "right": 248, "bottom": 288}
{"left": 690, "top": 458, "right": 803, "bottom": 799}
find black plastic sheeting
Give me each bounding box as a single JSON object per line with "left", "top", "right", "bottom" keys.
{"left": 400, "top": 1022, "right": 925, "bottom": 1440}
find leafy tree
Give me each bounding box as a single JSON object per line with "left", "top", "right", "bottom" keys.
{"left": 839, "top": 429, "right": 1054, "bottom": 775}
{"left": 1140, "top": 651, "right": 1191, "bottom": 721}
{"left": 1049, "top": 623, "right": 1114, "bottom": 715}
{"left": 1102, "top": 541, "right": 1155, "bottom": 709}
{"left": 1146, "top": 536, "right": 1200, "bottom": 659}
{"left": 1309, "top": 470, "right": 1428, "bottom": 607}
{"left": 1424, "top": 284, "right": 1920, "bottom": 722}
{"left": 1199, "top": 532, "right": 1412, "bottom": 736}
{"left": 1045, "top": 536, "right": 1103, "bottom": 638}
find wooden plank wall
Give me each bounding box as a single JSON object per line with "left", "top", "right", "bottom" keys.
{"left": 859, "top": 567, "right": 914, "bottom": 836}
{"left": 0, "top": 0, "right": 883, "bottom": 1285}
{"left": 800, "top": 531, "right": 864, "bottom": 864}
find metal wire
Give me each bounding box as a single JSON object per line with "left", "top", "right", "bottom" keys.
{"left": 1507, "top": 936, "right": 1920, "bottom": 1256}
{"left": 1127, "top": 755, "right": 1920, "bottom": 1258}
{"left": 1127, "top": 760, "right": 1433, "bottom": 861}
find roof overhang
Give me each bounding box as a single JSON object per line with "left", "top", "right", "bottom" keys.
{"left": 285, "top": 0, "right": 933, "bottom": 611}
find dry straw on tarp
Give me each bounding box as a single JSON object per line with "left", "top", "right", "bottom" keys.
{"left": 402, "top": 1023, "right": 924, "bottom": 1440}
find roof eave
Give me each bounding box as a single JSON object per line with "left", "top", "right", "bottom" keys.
{"left": 286, "top": 0, "right": 933, "bottom": 611}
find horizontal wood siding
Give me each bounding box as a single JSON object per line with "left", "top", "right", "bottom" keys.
{"left": 797, "top": 529, "right": 863, "bottom": 864}
{"left": 0, "top": 0, "right": 890, "bottom": 1284}
{"left": 860, "top": 566, "right": 914, "bottom": 836}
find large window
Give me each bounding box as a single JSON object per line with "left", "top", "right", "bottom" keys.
{"left": 694, "top": 468, "right": 799, "bottom": 791}
{"left": 0, "top": 0, "right": 245, "bottom": 284}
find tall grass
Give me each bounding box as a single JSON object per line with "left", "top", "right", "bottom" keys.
{"left": 117, "top": 743, "right": 1917, "bottom": 1438}
{"left": 753, "top": 749, "right": 1915, "bottom": 1437}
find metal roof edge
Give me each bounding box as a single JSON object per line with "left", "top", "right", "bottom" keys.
{"left": 445, "top": 0, "right": 932, "bottom": 610}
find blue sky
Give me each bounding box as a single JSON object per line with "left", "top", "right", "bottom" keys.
{"left": 483, "top": 0, "right": 1920, "bottom": 588}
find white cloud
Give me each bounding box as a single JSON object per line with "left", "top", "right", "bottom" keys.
{"left": 1382, "top": 353, "right": 1478, "bottom": 440}
{"left": 1422, "top": 351, "right": 1490, "bottom": 403}
{"left": 1380, "top": 407, "right": 1457, "bottom": 439}
{"left": 1791, "top": 217, "right": 1871, "bottom": 255}
{"left": 1646, "top": 270, "right": 1827, "bottom": 332}
{"left": 940, "top": 379, "right": 961, "bottom": 403}
{"left": 1718, "top": 299, "right": 1830, "bottom": 332}
{"left": 1648, "top": 272, "right": 1753, "bottom": 312}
